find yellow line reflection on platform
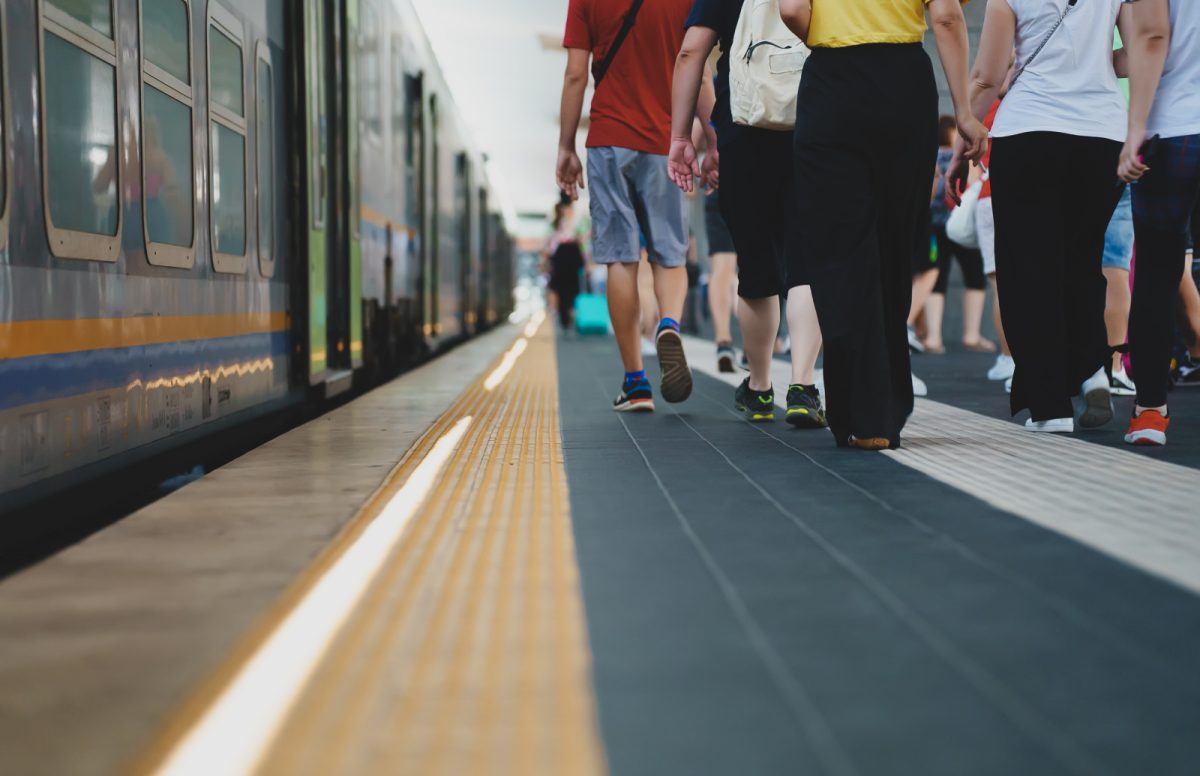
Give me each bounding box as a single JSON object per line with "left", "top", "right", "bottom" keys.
{"left": 148, "top": 417, "right": 474, "bottom": 776}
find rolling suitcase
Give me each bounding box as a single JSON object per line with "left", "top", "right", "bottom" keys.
{"left": 574, "top": 294, "right": 610, "bottom": 336}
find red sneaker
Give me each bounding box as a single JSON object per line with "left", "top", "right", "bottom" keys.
{"left": 1124, "top": 409, "right": 1169, "bottom": 446}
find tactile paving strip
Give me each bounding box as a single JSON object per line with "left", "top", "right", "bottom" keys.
{"left": 254, "top": 320, "right": 605, "bottom": 776}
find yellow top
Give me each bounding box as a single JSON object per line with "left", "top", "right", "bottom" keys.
{"left": 809, "top": 0, "right": 937, "bottom": 49}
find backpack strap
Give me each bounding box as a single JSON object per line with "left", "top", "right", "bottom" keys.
{"left": 591, "top": 0, "right": 645, "bottom": 88}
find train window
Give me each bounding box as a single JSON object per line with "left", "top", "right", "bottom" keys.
{"left": 307, "top": 0, "right": 326, "bottom": 229}
{"left": 256, "top": 45, "right": 274, "bottom": 277}
{"left": 207, "top": 5, "right": 247, "bottom": 272}
{"left": 360, "top": 3, "right": 381, "bottom": 138}
{"left": 143, "top": 0, "right": 189, "bottom": 83}
{"left": 50, "top": 0, "right": 114, "bottom": 38}
{"left": 38, "top": 0, "right": 122, "bottom": 261}
{"left": 140, "top": 0, "right": 196, "bottom": 267}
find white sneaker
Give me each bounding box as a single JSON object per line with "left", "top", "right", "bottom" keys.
{"left": 1110, "top": 368, "right": 1136, "bottom": 397}
{"left": 987, "top": 354, "right": 1015, "bottom": 382}
{"left": 1026, "top": 417, "right": 1074, "bottom": 433}
{"left": 1004, "top": 376, "right": 1012, "bottom": 394}
{"left": 1075, "top": 368, "right": 1114, "bottom": 429}
{"left": 912, "top": 373, "right": 928, "bottom": 397}
{"left": 640, "top": 336, "right": 657, "bottom": 357}
{"left": 908, "top": 326, "right": 926, "bottom": 353}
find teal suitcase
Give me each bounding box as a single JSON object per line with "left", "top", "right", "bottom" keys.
{"left": 574, "top": 294, "right": 610, "bottom": 336}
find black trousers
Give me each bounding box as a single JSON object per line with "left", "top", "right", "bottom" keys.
{"left": 990, "top": 133, "right": 1123, "bottom": 421}
{"left": 1129, "top": 133, "right": 1200, "bottom": 407}
{"left": 794, "top": 44, "right": 937, "bottom": 445}
{"left": 933, "top": 224, "right": 986, "bottom": 293}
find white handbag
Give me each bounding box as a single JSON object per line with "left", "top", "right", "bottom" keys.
{"left": 945, "top": 180, "right": 982, "bottom": 249}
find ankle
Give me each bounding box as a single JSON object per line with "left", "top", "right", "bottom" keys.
{"left": 1134, "top": 404, "right": 1167, "bottom": 417}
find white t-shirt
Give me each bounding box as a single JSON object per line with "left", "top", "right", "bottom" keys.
{"left": 992, "top": 0, "right": 1128, "bottom": 143}
{"left": 1147, "top": 0, "right": 1200, "bottom": 138}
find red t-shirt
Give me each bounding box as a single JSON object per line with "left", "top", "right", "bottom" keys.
{"left": 979, "top": 100, "right": 1001, "bottom": 200}
{"left": 563, "top": 0, "right": 692, "bottom": 155}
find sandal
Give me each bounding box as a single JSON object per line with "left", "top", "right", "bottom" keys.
{"left": 923, "top": 342, "right": 946, "bottom": 355}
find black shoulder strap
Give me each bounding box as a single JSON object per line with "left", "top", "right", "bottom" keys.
{"left": 591, "top": 0, "right": 645, "bottom": 87}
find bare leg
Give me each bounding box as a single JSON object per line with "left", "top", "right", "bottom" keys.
{"left": 786, "top": 285, "right": 822, "bottom": 385}
{"left": 908, "top": 269, "right": 938, "bottom": 327}
{"left": 709, "top": 252, "right": 737, "bottom": 344}
{"left": 1104, "top": 266, "right": 1132, "bottom": 373}
{"left": 651, "top": 263, "right": 687, "bottom": 323}
{"left": 638, "top": 256, "right": 659, "bottom": 340}
{"left": 738, "top": 296, "right": 780, "bottom": 391}
{"left": 961, "top": 288, "right": 988, "bottom": 345}
{"left": 607, "top": 262, "right": 643, "bottom": 373}
{"left": 1179, "top": 253, "right": 1200, "bottom": 358}
{"left": 923, "top": 293, "right": 946, "bottom": 351}
{"left": 990, "top": 275, "right": 1011, "bottom": 356}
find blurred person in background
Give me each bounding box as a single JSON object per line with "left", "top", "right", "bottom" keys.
{"left": 545, "top": 199, "right": 587, "bottom": 333}
{"left": 922, "top": 116, "right": 995, "bottom": 356}
{"left": 780, "top": 0, "right": 986, "bottom": 449}
{"left": 558, "top": 0, "right": 696, "bottom": 412}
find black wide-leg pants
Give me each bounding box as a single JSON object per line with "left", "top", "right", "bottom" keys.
{"left": 989, "top": 133, "right": 1122, "bottom": 421}
{"left": 793, "top": 44, "right": 937, "bottom": 446}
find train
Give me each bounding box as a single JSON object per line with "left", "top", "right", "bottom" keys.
{"left": 0, "top": 0, "right": 515, "bottom": 512}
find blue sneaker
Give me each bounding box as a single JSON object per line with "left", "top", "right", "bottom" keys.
{"left": 613, "top": 377, "right": 655, "bottom": 412}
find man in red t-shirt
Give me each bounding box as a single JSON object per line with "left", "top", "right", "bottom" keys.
{"left": 557, "top": 0, "right": 695, "bottom": 412}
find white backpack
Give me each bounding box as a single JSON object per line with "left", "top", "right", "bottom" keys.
{"left": 729, "top": 0, "right": 810, "bottom": 130}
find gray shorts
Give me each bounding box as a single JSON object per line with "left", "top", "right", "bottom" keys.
{"left": 586, "top": 147, "right": 688, "bottom": 267}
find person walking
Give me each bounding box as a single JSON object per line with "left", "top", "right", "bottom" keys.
{"left": 669, "top": 0, "right": 829, "bottom": 429}
{"left": 1119, "top": 0, "right": 1194, "bottom": 445}
{"left": 546, "top": 200, "right": 586, "bottom": 333}
{"left": 778, "top": 0, "right": 987, "bottom": 449}
{"left": 705, "top": 189, "right": 740, "bottom": 371}
{"left": 955, "top": 0, "right": 1158, "bottom": 434}
{"left": 923, "top": 116, "right": 995, "bottom": 356}
{"left": 557, "top": 0, "right": 695, "bottom": 412}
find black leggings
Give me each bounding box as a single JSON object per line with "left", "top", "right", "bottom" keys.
{"left": 933, "top": 225, "right": 986, "bottom": 293}
{"left": 1129, "top": 133, "right": 1200, "bottom": 407}
{"left": 990, "top": 132, "right": 1123, "bottom": 421}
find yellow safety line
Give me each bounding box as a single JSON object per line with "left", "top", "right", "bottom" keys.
{"left": 257, "top": 320, "right": 606, "bottom": 775}
{"left": 129, "top": 320, "right": 606, "bottom": 776}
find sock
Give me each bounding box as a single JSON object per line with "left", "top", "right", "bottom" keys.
{"left": 658, "top": 317, "right": 680, "bottom": 333}
{"left": 624, "top": 370, "right": 646, "bottom": 386}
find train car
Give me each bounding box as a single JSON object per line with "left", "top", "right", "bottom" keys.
{"left": 0, "top": 0, "right": 512, "bottom": 512}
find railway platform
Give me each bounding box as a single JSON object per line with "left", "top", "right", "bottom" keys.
{"left": 1, "top": 313, "right": 1198, "bottom": 776}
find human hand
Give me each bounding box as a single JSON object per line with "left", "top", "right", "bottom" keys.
{"left": 701, "top": 145, "right": 720, "bottom": 193}
{"left": 556, "top": 148, "right": 585, "bottom": 200}
{"left": 1118, "top": 126, "right": 1150, "bottom": 183}
{"left": 956, "top": 113, "right": 989, "bottom": 164}
{"left": 944, "top": 142, "right": 971, "bottom": 206}
{"left": 667, "top": 137, "right": 700, "bottom": 194}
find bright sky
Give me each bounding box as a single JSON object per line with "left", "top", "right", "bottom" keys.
{"left": 411, "top": 0, "right": 575, "bottom": 238}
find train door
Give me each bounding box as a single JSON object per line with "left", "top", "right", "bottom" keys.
{"left": 303, "top": 0, "right": 361, "bottom": 393}
{"left": 429, "top": 94, "right": 440, "bottom": 339}
{"left": 455, "top": 153, "right": 472, "bottom": 337}
{"left": 404, "top": 73, "right": 427, "bottom": 352}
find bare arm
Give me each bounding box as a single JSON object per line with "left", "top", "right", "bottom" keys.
{"left": 929, "top": 0, "right": 988, "bottom": 158}
{"left": 778, "top": 0, "right": 812, "bottom": 43}
{"left": 668, "top": 26, "right": 719, "bottom": 193}
{"left": 1118, "top": 0, "right": 1171, "bottom": 182}
{"left": 556, "top": 48, "right": 590, "bottom": 200}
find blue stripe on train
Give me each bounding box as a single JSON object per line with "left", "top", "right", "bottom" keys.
{"left": 0, "top": 332, "right": 291, "bottom": 413}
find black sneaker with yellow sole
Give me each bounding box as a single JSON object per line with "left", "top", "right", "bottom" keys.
{"left": 735, "top": 378, "right": 775, "bottom": 423}
{"left": 785, "top": 384, "right": 828, "bottom": 429}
